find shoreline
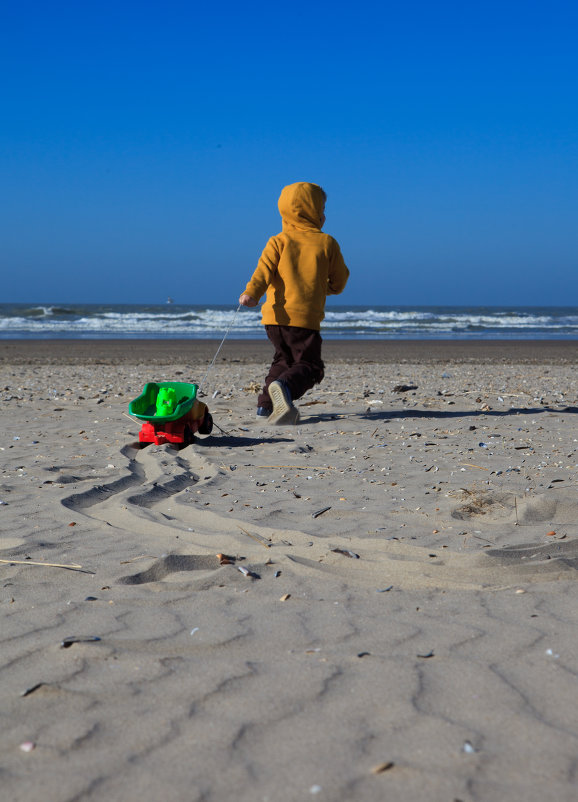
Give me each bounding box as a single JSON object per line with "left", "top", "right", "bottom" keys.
{"left": 2, "top": 337, "right": 578, "bottom": 365}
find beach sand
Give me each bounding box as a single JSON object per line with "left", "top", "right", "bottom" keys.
{"left": 2, "top": 339, "right": 578, "bottom": 801}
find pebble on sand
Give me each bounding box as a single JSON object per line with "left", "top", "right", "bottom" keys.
{"left": 19, "top": 742, "right": 35, "bottom": 752}
{"left": 371, "top": 761, "right": 395, "bottom": 774}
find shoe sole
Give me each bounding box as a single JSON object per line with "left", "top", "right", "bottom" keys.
{"left": 268, "top": 381, "right": 300, "bottom": 425}
{"left": 270, "top": 406, "right": 300, "bottom": 425}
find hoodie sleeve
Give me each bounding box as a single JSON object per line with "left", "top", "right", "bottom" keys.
{"left": 244, "top": 237, "right": 282, "bottom": 302}
{"left": 327, "top": 239, "right": 350, "bottom": 296}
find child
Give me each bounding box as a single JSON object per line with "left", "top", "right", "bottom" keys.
{"left": 239, "top": 182, "right": 349, "bottom": 424}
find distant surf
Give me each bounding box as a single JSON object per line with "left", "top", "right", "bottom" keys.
{"left": 1, "top": 303, "right": 578, "bottom": 340}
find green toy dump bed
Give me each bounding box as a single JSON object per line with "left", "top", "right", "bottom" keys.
{"left": 129, "top": 381, "right": 198, "bottom": 422}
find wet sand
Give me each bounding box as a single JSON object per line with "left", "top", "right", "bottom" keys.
{"left": 2, "top": 337, "right": 578, "bottom": 365}
{"left": 1, "top": 338, "right": 578, "bottom": 801}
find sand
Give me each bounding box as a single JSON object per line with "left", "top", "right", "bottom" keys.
{"left": 1, "top": 338, "right": 578, "bottom": 802}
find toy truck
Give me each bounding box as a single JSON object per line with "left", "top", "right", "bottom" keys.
{"left": 128, "top": 381, "right": 213, "bottom": 445}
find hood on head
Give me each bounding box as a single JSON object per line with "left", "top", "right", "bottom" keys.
{"left": 278, "top": 182, "right": 325, "bottom": 230}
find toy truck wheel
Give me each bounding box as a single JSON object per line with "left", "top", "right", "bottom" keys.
{"left": 198, "top": 411, "right": 213, "bottom": 435}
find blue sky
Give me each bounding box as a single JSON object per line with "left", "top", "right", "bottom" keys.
{"left": 2, "top": 0, "right": 577, "bottom": 306}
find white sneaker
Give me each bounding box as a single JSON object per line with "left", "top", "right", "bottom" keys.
{"left": 268, "top": 381, "right": 300, "bottom": 425}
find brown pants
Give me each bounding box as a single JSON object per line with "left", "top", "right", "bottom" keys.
{"left": 257, "top": 325, "right": 325, "bottom": 410}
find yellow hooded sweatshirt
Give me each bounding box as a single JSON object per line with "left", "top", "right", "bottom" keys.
{"left": 244, "top": 182, "right": 349, "bottom": 330}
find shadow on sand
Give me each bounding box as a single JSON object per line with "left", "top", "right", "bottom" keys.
{"left": 301, "top": 405, "right": 578, "bottom": 425}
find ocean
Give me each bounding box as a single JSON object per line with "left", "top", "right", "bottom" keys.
{"left": 1, "top": 303, "right": 578, "bottom": 340}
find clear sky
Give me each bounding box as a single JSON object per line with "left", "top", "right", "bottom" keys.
{"left": 2, "top": 0, "right": 577, "bottom": 306}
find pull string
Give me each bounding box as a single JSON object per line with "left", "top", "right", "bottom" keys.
{"left": 197, "top": 304, "right": 242, "bottom": 395}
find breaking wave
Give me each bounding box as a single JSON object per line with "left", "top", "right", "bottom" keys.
{"left": 1, "top": 304, "right": 577, "bottom": 339}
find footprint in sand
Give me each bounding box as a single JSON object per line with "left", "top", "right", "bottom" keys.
{"left": 118, "top": 553, "right": 238, "bottom": 586}
{"left": 452, "top": 487, "right": 578, "bottom": 526}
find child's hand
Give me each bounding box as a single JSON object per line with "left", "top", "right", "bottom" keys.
{"left": 239, "top": 293, "right": 257, "bottom": 307}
